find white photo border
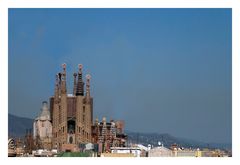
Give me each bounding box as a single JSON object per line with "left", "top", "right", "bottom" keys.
{"left": 0, "top": 0, "right": 239, "bottom": 164}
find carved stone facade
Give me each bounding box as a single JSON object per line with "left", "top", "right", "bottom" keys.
{"left": 50, "top": 64, "right": 93, "bottom": 152}
{"left": 92, "top": 117, "right": 127, "bottom": 153}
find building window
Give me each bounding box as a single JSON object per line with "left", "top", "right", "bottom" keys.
{"left": 83, "top": 114, "right": 85, "bottom": 123}
{"left": 69, "top": 137, "right": 73, "bottom": 144}
{"left": 83, "top": 106, "right": 85, "bottom": 113}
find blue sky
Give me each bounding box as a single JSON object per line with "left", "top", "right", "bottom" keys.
{"left": 9, "top": 8, "right": 232, "bottom": 144}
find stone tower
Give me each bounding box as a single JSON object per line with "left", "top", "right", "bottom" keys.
{"left": 50, "top": 64, "right": 93, "bottom": 152}
{"left": 33, "top": 101, "right": 52, "bottom": 150}
{"left": 33, "top": 101, "right": 52, "bottom": 140}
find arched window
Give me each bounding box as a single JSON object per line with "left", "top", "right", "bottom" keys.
{"left": 69, "top": 137, "right": 73, "bottom": 144}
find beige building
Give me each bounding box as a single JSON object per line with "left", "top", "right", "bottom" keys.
{"left": 50, "top": 64, "right": 93, "bottom": 152}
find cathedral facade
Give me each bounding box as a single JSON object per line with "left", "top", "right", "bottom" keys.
{"left": 49, "top": 64, "right": 93, "bottom": 152}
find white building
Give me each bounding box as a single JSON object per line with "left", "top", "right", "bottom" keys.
{"left": 110, "top": 147, "right": 141, "bottom": 157}
{"left": 148, "top": 146, "right": 173, "bottom": 157}
{"left": 33, "top": 101, "right": 52, "bottom": 139}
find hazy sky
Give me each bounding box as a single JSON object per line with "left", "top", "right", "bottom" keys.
{"left": 9, "top": 8, "right": 232, "bottom": 144}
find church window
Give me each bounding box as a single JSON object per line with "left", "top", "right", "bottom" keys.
{"left": 69, "top": 137, "right": 73, "bottom": 144}
{"left": 83, "top": 114, "right": 85, "bottom": 123}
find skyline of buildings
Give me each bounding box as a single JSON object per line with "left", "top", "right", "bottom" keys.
{"left": 8, "top": 63, "right": 231, "bottom": 157}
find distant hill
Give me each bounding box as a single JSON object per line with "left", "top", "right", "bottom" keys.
{"left": 8, "top": 113, "right": 231, "bottom": 150}
{"left": 126, "top": 130, "right": 231, "bottom": 150}
{"left": 8, "top": 113, "right": 34, "bottom": 138}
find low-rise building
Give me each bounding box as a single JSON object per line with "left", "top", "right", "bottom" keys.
{"left": 148, "top": 146, "right": 172, "bottom": 157}
{"left": 110, "top": 147, "right": 141, "bottom": 157}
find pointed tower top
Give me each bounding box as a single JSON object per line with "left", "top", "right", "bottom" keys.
{"left": 62, "top": 63, "right": 66, "bottom": 75}
{"left": 76, "top": 64, "right": 84, "bottom": 96}
{"left": 54, "top": 74, "right": 59, "bottom": 103}
{"left": 86, "top": 74, "right": 91, "bottom": 80}
{"left": 61, "top": 63, "right": 67, "bottom": 94}
{"left": 78, "top": 64, "right": 83, "bottom": 69}
{"left": 78, "top": 64, "right": 83, "bottom": 74}
{"left": 62, "top": 63, "right": 66, "bottom": 70}
{"left": 103, "top": 117, "right": 106, "bottom": 125}
{"left": 61, "top": 63, "right": 67, "bottom": 80}
{"left": 73, "top": 73, "right": 77, "bottom": 95}
{"left": 85, "top": 74, "right": 91, "bottom": 99}
{"left": 55, "top": 74, "right": 58, "bottom": 83}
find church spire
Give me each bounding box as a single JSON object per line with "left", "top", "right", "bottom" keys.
{"left": 86, "top": 74, "right": 91, "bottom": 100}
{"left": 61, "top": 63, "right": 67, "bottom": 94}
{"left": 73, "top": 73, "right": 77, "bottom": 96}
{"left": 54, "top": 74, "right": 59, "bottom": 103}
{"left": 76, "top": 64, "right": 84, "bottom": 96}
